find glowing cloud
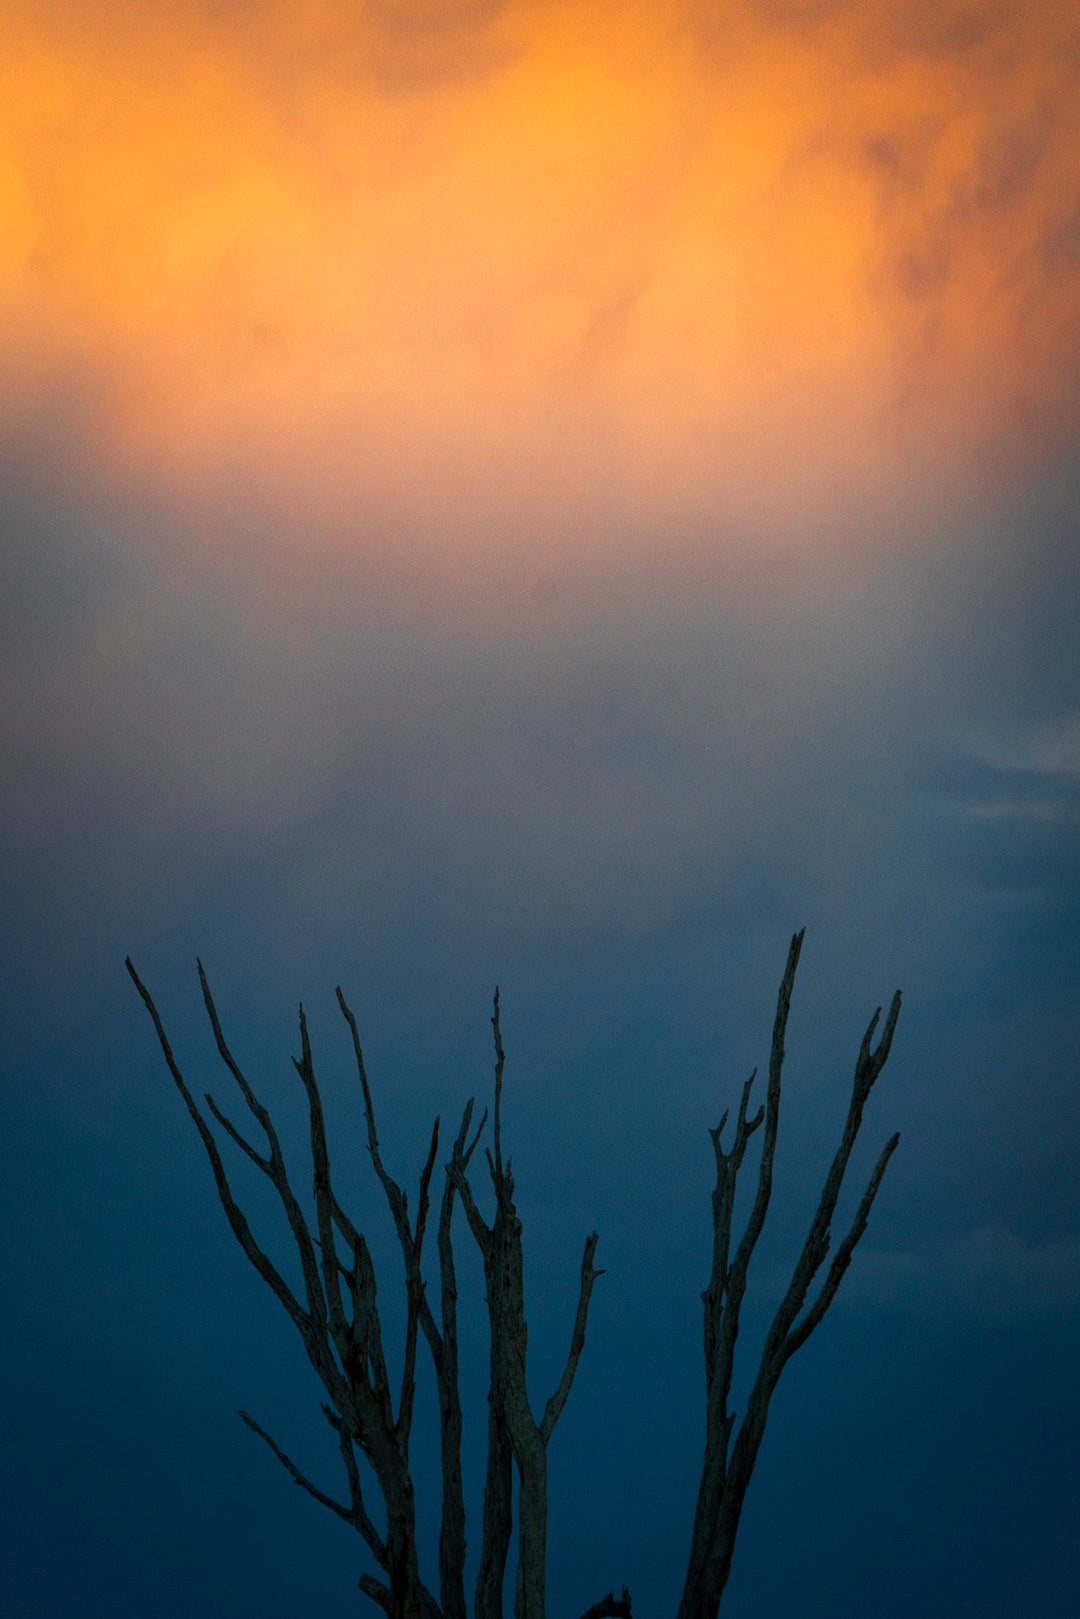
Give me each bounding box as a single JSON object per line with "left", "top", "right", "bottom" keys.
{"left": 2, "top": 0, "right": 1079, "bottom": 604}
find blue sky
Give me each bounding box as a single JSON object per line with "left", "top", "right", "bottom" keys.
{"left": 3, "top": 454, "right": 1079, "bottom": 1617}
{"left": 2, "top": 4, "right": 1079, "bottom": 1616}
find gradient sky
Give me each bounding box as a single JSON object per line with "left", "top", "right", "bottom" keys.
{"left": 2, "top": 3, "right": 1078, "bottom": 1616}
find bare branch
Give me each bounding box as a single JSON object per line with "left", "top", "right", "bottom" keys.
{"left": 336, "top": 985, "right": 452, "bottom": 1430}
{"left": 360, "top": 1575, "right": 394, "bottom": 1614}
{"left": 346, "top": 1226, "right": 394, "bottom": 1426}
{"left": 321, "top": 1403, "right": 391, "bottom": 1568}
{"left": 137, "top": 937, "right": 893, "bottom": 1619}
{"left": 203, "top": 1093, "right": 273, "bottom": 1174}
{"left": 491, "top": 987, "right": 506, "bottom": 1178}
{"left": 678, "top": 939, "right": 901, "bottom": 1619}
{"left": 454, "top": 990, "right": 604, "bottom": 1619}
{"left": 430, "top": 1097, "right": 484, "bottom": 1619}
{"left": 125, "top": 959, "right": 313, "bottom": 1347}
{"left": 195, "top": 963, "right": 336, "bottom": 1384}
{"left": 729, "top": 931, "right": 803, "bottom": 1293}
{"left": 447, "top": 1153, "right": 492, "bottom": 1259}
{"left": 396, "top": 1117, "right": 440, "bottom": 1445}
{"left": 336, "top": 985, "right": 412, "bottom": 1241}
{"left": 196, "top": 958, "right": 282, "bottom": 1147}
{"left": 292, "top": 1002, "right": 351, "bottom": 1357}
{"left": 539, "top": 1231, "right": 604, "bottom": 1443}
{"left": 779, "top": 1129, "right": 901, "bottom": 1363}
{"left": 765, "top": 989, "right": 904, "bottom": 1355}
{"left": 449, "top": 1121, "right": 508, "bottom": 1619}
{"left": 131, "top": 960, "right": 435, "bottom": 1619}
{"left": 701, "top": 1068, "right": 762, "bottom": 1399}
{"left": 239, "top": 1410, "right": 363, "bottom": 1532}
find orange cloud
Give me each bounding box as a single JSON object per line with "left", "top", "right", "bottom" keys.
{"left": 2, "top": 0, "right": 1078, "bottom": 608}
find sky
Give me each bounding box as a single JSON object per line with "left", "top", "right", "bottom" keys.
{"left": 1, "top": 1, "right": 1078, "bottom": 1615}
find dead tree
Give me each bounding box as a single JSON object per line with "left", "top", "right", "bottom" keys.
{"left": 677, "top": 928, "right": 901, "bottom": 1619}
{"left": 127, "top": 929, "right": 900, "bottom": 1619}
{"left": 126, "top": 957, "right": 623, "bottom": 1619}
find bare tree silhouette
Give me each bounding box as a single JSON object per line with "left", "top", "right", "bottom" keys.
{"left": 127, "top": 928, "right": 899, "bottom": 1619}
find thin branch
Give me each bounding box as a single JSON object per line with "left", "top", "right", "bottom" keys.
{"left": 447, "top": 1154, "right": 492, "bottom": 1259}
{"left": 196, "top": 963, "right": 335, "bottom": 1375}
{"left": 196, "top": 958, "right": 282, "bottom": 1147}
{"left": 677, "top": 940, "right": 902, "bottom": 1619}
{"left": 702, "top": 932, "right": 802, "bottom": 1439}
{"left": 336, "top": 985, "right": 412, "bottom": 1239}
{"left": 347, "top": 1226, "right": 394, "bottom": 1425}
{"left": 125, "top": 959, "right": 312, "bottom": 1347}
{"left": 779, "top": 1129, "right": 901, "bottom": 1364}
{"left": 491, "top": 988, "right": 506, "bottom": 1178}
{"left": 292, "top": 1003, "right": 351, "bottom": 1355}
{"left": 132, "top": 960, "right": 443, "bottom": 1619}
{"left": 729, "top": 930, "right": 803, "bottom": 1291}
{"left": 765, "top": 989, "right": 903, "bottom": 1356}
{"left": 203, "top": 1093, "right": 273, "bottom": 1175}
{"left": 336, "top": 985, "right": 450, "bottom": 1397}
{"left": 452, "top": 1009, "right": 516, "bottom": 1619}
{"left": 431, "top": 1099, "right": 484, "bottom": 1619}
{"left": 321, "top": 1404, "right": 391, "bottom": 1569}
{"left": 702, "top": 1068, "right": 762, "bottom": 1398}
{"left": 396, "top": 1117, "right": 440, "bottom": 1445}
{"left": 539, "top": 1232, "right": 603, "bottom": 1443}
{"left": 239, "top": 1410, "right": 363, "bottom": 1532}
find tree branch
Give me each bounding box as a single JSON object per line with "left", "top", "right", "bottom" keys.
{"left": 360, "top": 1575, "right": 394, "bottom": 1614}
{"left": 130, "top": 960, "right": 437, "bottom": 1619}
{"left": 429, "top": 1097, "right": 485, "bottom": 1619}
{"left": 125, "top": 959, "right": 316, "bottom": 1357}
{"left": 292, "top": 1002, "right": 351, "bottom": 1360}
{"left": 320, "top": 1403, "right": 391, "bottom": 1568}
{"left": 336, "top": 985, "right": 415, "bottom": 1247}
{"left": 397, "top": 1117, "right": 440, "bottom": 1445}
{"left": 765, "top": 989, "right": 903, "bottom": 1360}
{"left": 779, "top": 1128, "right": 901, "bottom": 1364}
{"left": 195, "top": 963, "right": 339, "bottom": 1392}
{"left": 239, "top": 1410, "right": 373, "bottom": 1539}
{"left": 729, "top": 931, "right": 803, "bottom": 1295}
{"left": 678, "top": 937, "right": 901, "bottom": 1619}
{"left": 491, "top": 987, "right": 506, "bottom": 1178}
{"left": 202, "top": 1093, "right": 273, "bottom": 1174}
{"left": 539, "top": 1231, "right": 603, "bottom": 1443}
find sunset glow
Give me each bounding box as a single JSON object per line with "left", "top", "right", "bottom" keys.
{"left": 3, "top": 0, "right": 1079, "bottom": 598}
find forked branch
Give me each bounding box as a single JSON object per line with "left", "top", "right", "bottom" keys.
{"left": 126, "top": 958, "right": 439, "bottom": 1619}
{"left": 449, "top": 991, "right": 607, "bottom": 1619}
{"left": 131, "top": 932, "right": 897, "bottom": 1619}
{"left": 678, "top": 933, "right": 901, "bottom": 1619}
